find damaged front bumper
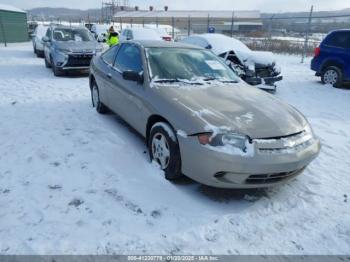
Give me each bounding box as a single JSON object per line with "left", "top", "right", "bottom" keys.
{"left": 245, "top": 75, "right": 283, "bottom": 93}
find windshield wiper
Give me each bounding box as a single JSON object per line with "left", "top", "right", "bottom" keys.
{"left": 220, "top": 80, "right": 239, "bottom": 83}
{"left": 153, "top": 78, "right": 203, "bottom": 85}
{"left": 202, "top": 77, "right": 238, "bottom": 83}
{"left": 202, "top": 77, "right": 218, "bottom": 81}
{"left": 153, "top": 78, "right": 181, "bottom": 83}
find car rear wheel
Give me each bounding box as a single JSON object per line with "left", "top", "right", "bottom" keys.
{"left": 91, "top": 82, "right": 108, "bottom": 114}
{"left": 322, "top": 66, "right": 343, "bottom": 88}
{"left": 148, "top": 122, "right": 182, "bottom": 180}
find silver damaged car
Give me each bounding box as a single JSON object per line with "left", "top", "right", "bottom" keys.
{"left": 89, "top": 41, "right": 320, "bottom": 188}
{"left": 43, "top": 25, "right": 104, "bottom": 76}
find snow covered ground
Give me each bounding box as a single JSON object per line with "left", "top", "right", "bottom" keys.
{"left": 0, "top": 42, "right": 349, "bottom": 255}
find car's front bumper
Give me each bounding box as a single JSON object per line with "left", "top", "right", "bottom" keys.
{"left": 54, "top": 52, "right": 95, "bottom": 70}
{"left": 245, "top": 75, "right": 283, "bottom": 93}
{"left": 178, "top": 135, "right": 320, "bottom": 189}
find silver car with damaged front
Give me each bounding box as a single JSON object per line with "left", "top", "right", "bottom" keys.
{"left": 42, "top": 25, "right": 104, "bottom": 76}
{"left": 89, "top": 41, "right": 320, "bottom": 189}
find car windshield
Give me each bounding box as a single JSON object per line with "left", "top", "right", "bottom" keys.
{"left": 53, "top": 28, "right": 94, "bottom": 42}
{"left": 146, "top": 47, "right": 240, "bottom": 84}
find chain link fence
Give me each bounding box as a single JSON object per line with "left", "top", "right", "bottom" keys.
{"left": 23, "top": 7, "right": 350, "bottom": 62}
{"left": 111, "top": 7, "right": 350, "bottom": 62}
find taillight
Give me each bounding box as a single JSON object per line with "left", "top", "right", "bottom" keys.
{"left": 162, "top": 36, "right": 172, "bottom": 42}
{"left": 314, "top": 47, "right": 321, "bottom": 57}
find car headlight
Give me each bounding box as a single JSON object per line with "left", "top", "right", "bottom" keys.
{"left": 95, "top": 48, "right": 103, "bottom": 54}
{"left": 197, "top": 132, "right": 249, "bottom": 153}
{"left": 273, "top": 64, "right": 281, "bottom": 74}
{"left": 304, "top": 123, "right": 314, "bottom": 137}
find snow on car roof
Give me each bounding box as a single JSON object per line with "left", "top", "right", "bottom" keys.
{"left": 0, "top": 4, "right": 26, "bottom": 13}
{"left": 35, "top": 25, "right": 49, "bottom": 37}
{"left": 131, "top": 40, "right": 203, "bottom": 49}
{"left": 129, "top": 28, "right": 163, "bottom": 40}
{"left": 198, "top": 33, "right": 251, "bottom": 55}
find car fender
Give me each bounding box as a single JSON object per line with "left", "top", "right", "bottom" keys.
{"left": 320, "top": 56, "right": 346, "bottom": 73}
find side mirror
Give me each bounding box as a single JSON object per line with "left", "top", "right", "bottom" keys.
{"left": 42, "top": 36, "right": 50, "bottom": 42}
{"left": 122, "top": 70, "right": 144, "bottom": 84}
{"left": 205, "top": 44, "right": 212, "bottom": 49}
{"left": 126, "top": 37, "right": 131, "bottom": 41}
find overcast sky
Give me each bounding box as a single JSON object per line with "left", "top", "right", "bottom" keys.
{"left": 1, "top": 0, "right": 349, "bottom": 12}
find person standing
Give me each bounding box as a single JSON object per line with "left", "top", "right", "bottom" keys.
{"left": 107, "top": 26, "right": 119, "bottom": 47}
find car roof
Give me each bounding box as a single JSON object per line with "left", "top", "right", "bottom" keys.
{"left": 182, "top": 33, "right": 251, "bottom": 55}
{"left": 123, "top": 28, "right": 156, "bottom": 32}
{"left": 329, "top": 29, "right": 350, "bottom": 33}
{"left": 125, "top": 40, "right": 204, "bottom": 49}
{"left": 51, "top": 25, "right": 87, "bottom": 30}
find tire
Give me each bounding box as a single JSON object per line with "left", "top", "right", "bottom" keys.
{"left": 91, "top": 82, "right": 108, "bottom": 114}
{"left": 45, "top": 56, "right": 51, "bottom": 68}
{"left": 37, "top": 50, "right": 44, "bottom": 58}
{"left": 321, "top": 66, "right": 343, "bottom": 88}
{"left": 51, "top": 57, "right": 64, "bottom": 77}
{"left": 148, "top": 122, "right": 182, "bottom": 180}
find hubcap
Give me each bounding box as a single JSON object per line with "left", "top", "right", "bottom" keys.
{"left": 151, "top": 133, "right": 170, "bottom": 169}
{"left": 324, "top": 69, "right": 338, "bottom": 85}
{"left": 92, "top": 85, "right": 99, "bottom": 107}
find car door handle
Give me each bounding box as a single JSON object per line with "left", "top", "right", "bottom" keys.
{"left": 106, "top": 73, "right": 112, "bottom": 79}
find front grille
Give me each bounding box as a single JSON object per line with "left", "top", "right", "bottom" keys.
{"left": 256, "top": 67, "right": 272, "bottom": 78}
{"left": 66, "top": 53, "right": 93, "bottom": 67}
{"left": 255, "top": 66, "right": 279, "bottom": 78}
{"left": 254, "top": 131, "right": 313, "bottom": 155}
{"left": 246, "top": 169, "right": 302, "bottom": 184}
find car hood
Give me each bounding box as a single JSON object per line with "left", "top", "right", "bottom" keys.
{"left": 204, "top": 34, "right": 276, "bottom": 66}
{"left": 54, "top": 41, "right": 100, "bottom": 52}
{"left": 151, "top": 82, "right": 306, "bottom": 139}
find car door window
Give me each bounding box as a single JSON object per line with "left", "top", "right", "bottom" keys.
{"left": 101, "top": 45, "right": 120, "bottom": 65}
{"left": 326, "top": 32, "right": 350, "bottom": 49}
{"left": 114, "top": 44, "right": 143, "bottom": 72}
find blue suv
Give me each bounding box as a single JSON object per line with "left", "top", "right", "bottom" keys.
{"left": 311, "top": 29, "right": 350, "bottom": 88}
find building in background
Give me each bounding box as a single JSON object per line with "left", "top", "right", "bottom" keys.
{"left": 114, "top": 8, "right": 262, "bottom": 35}
{"left": 0, "top": 4, "right": 28, "bottom": 44}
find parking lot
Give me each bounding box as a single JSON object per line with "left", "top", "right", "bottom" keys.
{"left": 0, "top": 42, "right": 349, "bottom": 254}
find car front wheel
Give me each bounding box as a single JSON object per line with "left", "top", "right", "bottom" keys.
{"left": 51, "top": 57, "right": 64, "bottom": 77}
{"left": 44, "top": 56, "right": 51, "bottom": 68}
{"left": 148, "top": 122, "right": 182, "bottom": 180}
{"left": 322, "top": 66, "right": 343, "bottom": 88}
{"left": 91, "top": 82, "right": 108, "bottom": 114}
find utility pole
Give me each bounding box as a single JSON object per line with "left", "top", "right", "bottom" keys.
{"left": 230, "top": 11, "right": 234, "bottom": 37}
{"left": 268, "top": 14, "right": 275, "bottom": 39}
{"left": 188, "top": 16, "right": 191, "bottom": 36}
{"left": 301, "top": 5, "right": 314, "bottom": 63}
{"left": 207, "top": 14, "right": 210, "bottom": 33}
{"left": 172, "top": 16, "right": 175, "bottom": 39}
